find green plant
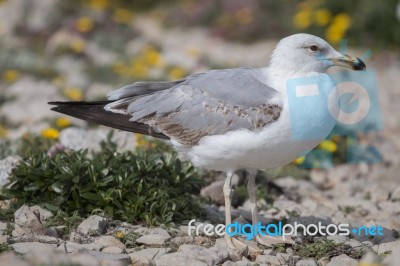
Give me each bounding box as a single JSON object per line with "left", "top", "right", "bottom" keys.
{"left": 338, "top": 205, "right": 356, "bottom": 214}
{"left": 0, "top": 243, "right": 13, "bottom": 253}
{"left": 0, "top": 134, "right": 204, "bottom": 226}
{"left": 2, "top": 223, "right": 14, "bottom": 236}
{"left": 119, "top": 231, "right": 140, "bottom": 248}
{"left": 272, "top": 243, "right": 286, "bottom": 253}
{"left": 295, "top": 239, "right": 364, "bottom": 260}
{"left": 45, "top": 211, "right": 84, "bottom": 239}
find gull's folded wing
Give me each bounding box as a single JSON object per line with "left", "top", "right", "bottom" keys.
{"left": 106, "top": 68, "right": 283, "bottom": 145}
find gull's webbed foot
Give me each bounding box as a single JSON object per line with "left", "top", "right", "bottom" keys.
{"left": 225, "top": 234, "right": 248, "bottom": 251}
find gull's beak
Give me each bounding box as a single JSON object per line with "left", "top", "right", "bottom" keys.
{"left": 329, "top": 54, "right": 366, "bottom": 71}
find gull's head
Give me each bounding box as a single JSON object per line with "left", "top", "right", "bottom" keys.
{"left": 270, "top": 33, "right": 366, "bottom": 75}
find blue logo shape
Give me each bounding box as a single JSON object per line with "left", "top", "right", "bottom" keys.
{"left": 287, "top": 70, "right": 381, "bottom": 141}
{"left": 286, "top": 74, "right": 337, "bottom": 141}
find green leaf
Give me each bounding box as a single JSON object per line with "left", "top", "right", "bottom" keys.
{"left": 80, "top": 192, "right": 103, "bottom": 201}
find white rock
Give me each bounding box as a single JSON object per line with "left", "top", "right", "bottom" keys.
{"left": 390, "top": 185, "right": 400, "bottom": 201}
{"left": 155, "top": 253, "right": 207, "bottom": 266}
{"left": 136, "top": 234, "right": 171, "bottom": 246}
{"left": 30, "top": 205, "right": 53, "bottom": 223}
{"left": 222, "top": 261, "right": 259, "bottom": 266}
{"left": 213, "top": 238, "right": 246, "bottom": 262}
{"left": 129, "top": 247, "right": 171, "bottom": 264}
{"left": 178, "top": 244, "right": 228, "bottom": 265}
{"left": 296, "top": 258, "right": 318, "bottom": 266}
{"left": 263, "top": 249, "right": 273, "bottom": 255}
{"left": 68, "top": 253, "right": 100, "bottom": 266}
{"left": 0, "top": 252, "right": 29, "bottom": 266}
{"left": 373, "top": 239, "right": 400, "bottom": 254}
{"left": 255, "top": 254, "right": 281, "bottom": 265}
{"left": 13, "top": 205, "right": 43, "bottom": 236}
{"left": 171, "top": 236, "right": 195, "bottom": 245}
{"left": 0, "top": 155, "right": 21, "bottom": 187}
{"left": 77, "top": 250, "right": 131, "bottom": 265}
{"left": 359, "top": 251, "right": 379, "bottom": 264}
{"left": 382, "top": 248, "right": 400, "bottom": 266}
{"left": 57, "top": 241, "right": 100, "bottom": 253}
{"left": 11, "top": 242, "right": 57, "bottom": 255}
{"left": 131, "top": 256, "right": 151, "bottom": 266}
{"left": 134, "top": 227, "right": 171, "bottom": 238}
{"left": 326, "top": 254, "right": 357, "bottom": 266}
{"left": 94, "top": 235, "right": 125, "bottom": 250}
{"left": 77, "top": 215, "right": 106, "bottom": 236}
{"left": 276, "top": 252, "right": 290, "bottom": 263}
{"left": 102, "top": 246, "right": 124, "bottom": 254}
{"left": 23, "top": 244, "right": 72, "bottom": 265}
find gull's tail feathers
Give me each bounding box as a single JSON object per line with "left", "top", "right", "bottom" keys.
{"left": 48, "top": 101, "right": 169, "bottom": 139}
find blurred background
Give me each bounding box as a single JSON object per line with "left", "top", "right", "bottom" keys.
{"left": 0, "top": 0, "right": 399, "bottom": 263}
{"left": 0, "top": 0, "right": 399, "bottom": 165}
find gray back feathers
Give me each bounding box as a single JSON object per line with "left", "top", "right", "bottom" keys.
{"left": 106, "top": 68, "right": 282, "bottom": 146}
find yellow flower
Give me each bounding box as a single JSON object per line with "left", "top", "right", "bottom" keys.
{"left": 129, "top": 60, "right": 149, "bottom": 79}
{"left": 319, "top": 140, "right": 337, "bottom": 152}
{"left": 88, "top": 0, "right": 109, "bottom": 10}
{"left": 0, "top": 125, "right": 8, "bottom": 138}
{"left": 314, "top": 9, "right": 331, "bottom": 26}
{"left": 76, "top": 17, "right": 94, "bottom": 33}
{"left": 113, "top": 8, "right": 134, "bottom": 24}
{"left": 135, "top": 134, "right": 149, "bottom": 148}
{"left": 115, "top": 231, "right": 125, "bottom": 239}
{"left": 70, "top": 39, "right": 87, "bottom": 53}
{"left": 293, "top": 156, "right": 306, "bottom": 165}
{"left": 326, "top": 12, "right": 351, "bottom": 44}
{"left": 56, "top": 117, "right": 71, "bottom": 128}
{"left": 293, "top": 9, "right": 312, "bottom": 29}
{"left": 41, "top": 128, "right": 59, "bottom": 139}
{"left": 332, "top": 13, "right": 351, "bottom": 31}
{"left": 168, "top": 67, "right": 186, "bottom": 80}
{"left": 64, "top": 88, "right": 83, "bottom": 101}
{"left": 143, "top": 46, "right": 163, "bottom": 67}
{"left": 326, "top": 24, "right": 344, "bottom": 44}
{"left": 3, "top": 70, "right": 19, "bottom": 83}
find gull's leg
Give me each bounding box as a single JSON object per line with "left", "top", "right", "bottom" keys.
{"left": 224, "top": 170, "right": 247, "bottom": 250}
{"left": 246, "top": 170, "right": 295, "bottom": 246}
{"left": 247, "top": 169, "right": 259, "bottom": 227}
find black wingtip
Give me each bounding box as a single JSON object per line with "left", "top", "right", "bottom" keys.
{"left": 48, "top": 101, "right": 112, "bottom": 106}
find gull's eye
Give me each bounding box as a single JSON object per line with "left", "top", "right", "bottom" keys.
{"left": 309, "top": 45, "right": 319, "bottom": 52}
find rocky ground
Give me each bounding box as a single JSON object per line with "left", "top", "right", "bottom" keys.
{"left": 0, "top": 0, "right": 400, "bottom": 265}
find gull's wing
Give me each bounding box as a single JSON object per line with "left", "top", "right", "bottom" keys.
{"left": 106, "top": 68, "right": 283, "bottom": 145}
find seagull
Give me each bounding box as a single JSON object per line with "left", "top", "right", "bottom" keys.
{"left": 49, "top": 33, "right": 366, "bottom": 249}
